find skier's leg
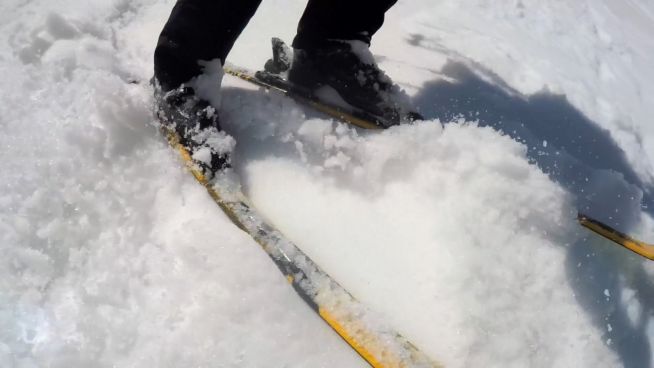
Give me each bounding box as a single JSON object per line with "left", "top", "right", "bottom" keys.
{"left": 154, "top": 0, "right": 263, "bottom": 91}
{"left": 292, "top": 0, "right": 398, "bottom": 49}
{"left": 154, "top": 0, "right": 262, "bottom": 175}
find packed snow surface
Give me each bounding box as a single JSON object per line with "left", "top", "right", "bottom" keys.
{"left": 1, "top": 0, "right": 654, "bottom": 367}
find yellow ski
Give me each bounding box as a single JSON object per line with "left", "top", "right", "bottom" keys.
{"left": 578, "top": 213, "right": 654, "bottom": 260}
{"left": 160, "top": 125, "right": 441, "bottom": 368}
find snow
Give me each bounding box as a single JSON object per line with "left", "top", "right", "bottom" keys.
{"left": 1, "top": 0, "right": 653, "bottom": 367}
{"left": 193, "top": 59, "right": 225, "bottom": 109}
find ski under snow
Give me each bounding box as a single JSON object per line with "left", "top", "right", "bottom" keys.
{"left": 223, "top": 62, "right": 654, "bottom": 262}
{"left": 157, "top": 103, "right": 441, "bottom": 367}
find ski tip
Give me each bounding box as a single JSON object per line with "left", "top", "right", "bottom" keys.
{"left": 577, "top": 213, "right": 654, "bottom": 261}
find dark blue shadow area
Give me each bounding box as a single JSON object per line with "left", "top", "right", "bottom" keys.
{"left": 566, "top": 237, "right": 654, "bottom": 368}
{"left": 413, "top": 60, "right": 653, "bottom": 231}
{"left": 409, "top": 53, "right": 654, "bottom": 367}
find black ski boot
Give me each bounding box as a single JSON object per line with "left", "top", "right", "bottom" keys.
{"left": 284, "top": 40, "right": 421, "bottom": 126}
{"left": 153, "top": 80, "right": 231, "bottom": 176}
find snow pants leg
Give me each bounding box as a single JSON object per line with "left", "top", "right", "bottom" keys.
{"left": 154, "top": 0, "right": 398, "bottom": 91}
{"left": 293, "top": 0, "right": 398, "bottom": 49}
{"left": 154, "top": 0, "right": 262, "bottom": 91}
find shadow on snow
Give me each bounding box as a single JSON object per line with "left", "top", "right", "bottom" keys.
{"left": 408, "top": 41, "right": 653, "bottom": 368}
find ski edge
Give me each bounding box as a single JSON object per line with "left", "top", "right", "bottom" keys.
{"left": 578, "top": 213, "right": 654, "bottom": 261}
{"left": 161, "top": 125, "right": 442, "bottom": 368}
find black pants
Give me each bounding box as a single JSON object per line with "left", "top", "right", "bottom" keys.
{"left": 154, "top": 0, "right": 397, "bottom": 91}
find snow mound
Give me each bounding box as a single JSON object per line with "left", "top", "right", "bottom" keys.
{"left": 0, "top": 3, "right": 364, "bottom": 367}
